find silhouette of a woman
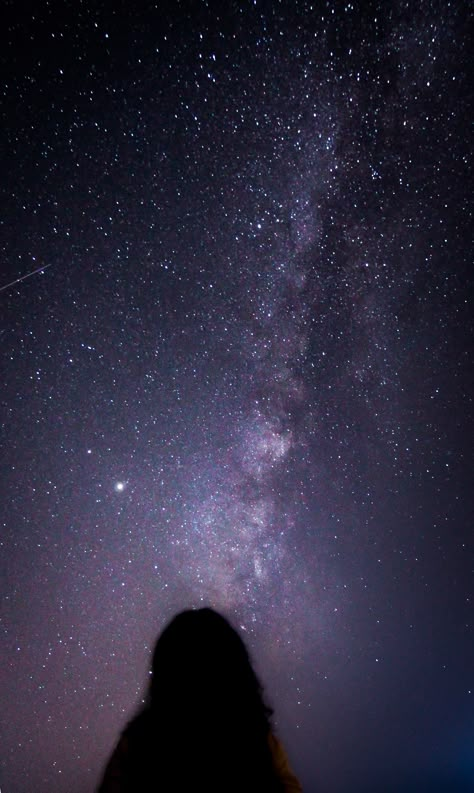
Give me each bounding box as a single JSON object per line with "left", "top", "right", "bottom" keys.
{"left": 97, "top": 607, "right": 302, "bottom": 791}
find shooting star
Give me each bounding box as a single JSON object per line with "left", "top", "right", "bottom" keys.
{"left": 0, "top": 263, "right": 53, "bottom": 293}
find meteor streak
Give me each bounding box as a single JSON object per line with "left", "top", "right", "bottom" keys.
{"left": 0, "top": 263, "right": 52, "bottom": 293}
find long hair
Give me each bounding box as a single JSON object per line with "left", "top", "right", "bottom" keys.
{"left": 122, "top": 608, "right": 283, "bottom": 791}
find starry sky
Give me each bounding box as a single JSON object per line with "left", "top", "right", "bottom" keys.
{"left": 0, "top": 2, "right": 472, "bottom": 792}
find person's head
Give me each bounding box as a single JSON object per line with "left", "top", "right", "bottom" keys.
{"left": 149, "top": 607, "right": 271, "bottom": 729}
{"left": 124, "top": 607, "right": 282, "bottom": 791}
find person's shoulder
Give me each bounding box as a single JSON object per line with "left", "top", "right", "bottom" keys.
{"left": 123, "top": 708, "right": 152, "bottom": 740}
{"left": 96, "top": 734, "right": 129, "bottom": 792}
{"left": 268, "top": 731, "right": 288, "bottom": 762}
{"left": 268, "top": 732, "right": 303, "bottom": 793}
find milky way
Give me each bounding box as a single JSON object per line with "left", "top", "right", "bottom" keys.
{"left": 1, "top": 3, "right": 472, "bottom": 792}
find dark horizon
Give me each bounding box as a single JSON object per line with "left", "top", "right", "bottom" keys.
{"left": 1, "top": 2, "right": 472, "bottom": 791}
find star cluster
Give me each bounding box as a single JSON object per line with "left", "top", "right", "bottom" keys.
{"left": 1, "top": 2, "right": 472, "bottom": 792}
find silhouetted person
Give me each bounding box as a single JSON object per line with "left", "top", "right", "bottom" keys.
{"left": 97, "top": 607, "right": 302, "bottom": 791}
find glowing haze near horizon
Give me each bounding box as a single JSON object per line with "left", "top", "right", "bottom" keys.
{"left": 1, "top": 2, "right": 472, "bottom": 792}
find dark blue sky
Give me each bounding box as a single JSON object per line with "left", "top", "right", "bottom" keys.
{"left": 1, "top": 2, "right": 472, "bottom": 791}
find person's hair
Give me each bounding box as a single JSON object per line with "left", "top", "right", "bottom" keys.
{"left": 122, "top": 607, "right": 284, "bottom": 791}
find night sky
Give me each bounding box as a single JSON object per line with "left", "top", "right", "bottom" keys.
{"left": 1, "top": 2, "right": 473, "bottom": 792}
